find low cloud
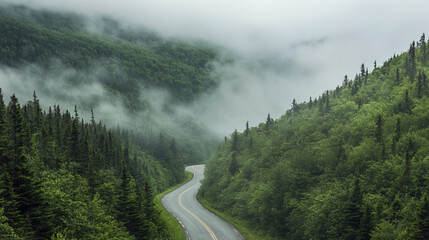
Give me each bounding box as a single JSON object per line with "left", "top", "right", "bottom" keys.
{"left": 2, "top": 0, "right": 429, "bottom": 137}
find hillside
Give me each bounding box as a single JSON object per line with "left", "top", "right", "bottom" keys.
{"left": 0, "top": 4, "right": 221, "bottom": 164}
{"left": 0, "top": 4, "right": 219, "bottom": 107}
{"left": 200, "top": 34, "right": 429, "bottom": 239}
{"left": 0, "top": 90, "right": 187, "bottom": 239}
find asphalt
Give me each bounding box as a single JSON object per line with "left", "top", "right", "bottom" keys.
{"left": 162, "top": 165, "right": 244, "bottom": 240}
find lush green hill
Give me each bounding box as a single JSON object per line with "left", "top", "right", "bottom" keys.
{"left": 0, "top": 4, "right": 219, "bottom": 109}
{"left": 0, "top": 90, "right": 187, "bottom": 239}
{"left": 200, "top": 35, "right": 429, "bottom": 239}
{"left": 0, "top": 4, "right": 221, "bottom": 165}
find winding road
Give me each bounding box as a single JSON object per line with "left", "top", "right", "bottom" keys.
{"left": 162, "top": 165, "right": 244, "bottom": 240}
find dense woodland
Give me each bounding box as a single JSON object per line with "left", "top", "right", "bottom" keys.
{"left": 200, "top": 34, "right": 429, "bottom": 239}
{"left": 0, "top": 4, "right": 220, "bottom": 165}
{"left": 0, "top": 90, "right": 187, "bottom": 239}
{"left": 0, "top": 4, "right": 219, "bottom": 107}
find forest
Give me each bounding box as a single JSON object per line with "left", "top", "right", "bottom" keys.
{"left": 0, "top": 3, "right": 220, "bottom": 165}
{"left": 200, "top": 34, "right": 429, "bottom": 239}
{"left": 0, "top": 4, "right": 219, "bottom": 107}
{"left": 0, "top": 90, "right": 189, "bottom": 239}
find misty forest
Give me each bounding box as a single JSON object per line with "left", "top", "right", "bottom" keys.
{"left": 2, "top": 2, "right": 429, "bottom": 240}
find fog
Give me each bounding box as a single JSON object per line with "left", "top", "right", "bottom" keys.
{"left": 2, "top": 0, "right": 429, "bottom": 137}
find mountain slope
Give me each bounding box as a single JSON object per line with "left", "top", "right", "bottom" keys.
{"left": 0, "top": 90, "right": 187, "bottom": 239}
{"left": 200, "top": 35, "right": 429, "bottom": 239}
{"left": 0, "top": 3, "right": 222, "bottom": 164}
{"left": 0, "top": 4, "right": 218, "bottom": 107}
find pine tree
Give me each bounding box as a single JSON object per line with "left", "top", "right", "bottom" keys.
{"left": 395, "top": 68, "right": 400, "bottom": 86}
{"left": 413, "top": 194, "right": 429, "bottom": 239}
{"left": 344, "top": 179, "right": 363, "bottom": 240}
{"left": 343, "top": 75, "right": 349, "bottom": 87}
{"left": 0, "top": 89, "right": 8, "bottom": 163}
{"left": 376, "top": 114, "right": 383, "bottom": 143}
{"left": 265, "top": 114, "right": 271, "bottom": 131}
{"left": 143, "top": 181, "right": 159, "bottom": 239}
{"left": 0, "top": 167, "right": 21, "bottom": 234}
{"left": 420, "top": 33, "right": 427, "bottom": 63}
{"left": 402, "top": 138, "right": 414, "bottom": 192}
{"left": 417, "top": 72, "right": 423, "bottom": 98}
{"left": 229, "top": 153, "right": 238, "bottom": 176}
{"left": 7, "top": 95, "right": 54, "bottom": 239}
{"left": 231, "top": 129, "right": 238, "bottom": 152}
{"left": 392, "top": 118, "right": 401, "bottom": 153}
{"left": 325, "top": 91, "right": 330, "bottom": 112}
{"left": 244, "top": 121, "right": 249, "bottom": 136}
{"left": 360, "top": 63, "right": 366, "bottom": 77}
{"left": 357, "top": 205, "right": 372, "bottom": 240}
{"left": 291, "top": 98, "right": 298, "bottom": 112}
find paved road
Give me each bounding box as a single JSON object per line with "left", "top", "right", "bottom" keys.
{"left": 162, "top": 165, "right": 244, "bottom": 240}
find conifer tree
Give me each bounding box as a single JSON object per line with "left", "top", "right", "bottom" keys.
{"left": 343, "top": 75, "right": 348, "bottom": 86}
{"left": 231, "top": 129, "right": 238, "bottom": 152}
{"left": 244, "top": 121, "right": 249, "bottom": 136}
{"left": 413, "top": 194, "right": 429, "bottom": 239}
{"left": 265, "top": 114, "right": 271, "bottom": 131}
{"left": 325, "top": 91, "right": 330, "bottom": 112}
{"left": 229, "top": 153, "right": 238, "bottom": 176}
{"left": 7, "top": 95, "right": 54, "bottom": 239}
{"left": 357, "top": 205, "right": 372, "bottom": 240}
{"left": 376, "top": 114, "right": 383, "bottom": 143}
{"left": 392, "top": 118, "right": 401, "bottom": 153}
{"left": 291, "top": 99, "right": 298, "bottom": 112}
{"left": 395, "top": 68, "right": 400, "bottom": 86}
{"left": 420, "top": 33, "right": 427, "bottom": 63}
{"left": 344, "top": 179, "right": 363, "bottom": 240}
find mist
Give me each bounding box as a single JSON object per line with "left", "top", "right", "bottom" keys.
{"left": 2, "top": 0, "right": 429, "bottom": 137}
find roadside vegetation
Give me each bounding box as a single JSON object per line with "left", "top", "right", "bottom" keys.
{"left": 200, "top": 34, "right": 429, "bottom": 239}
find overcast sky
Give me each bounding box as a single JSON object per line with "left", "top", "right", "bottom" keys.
{"left": 3, "top": 0, "right": 429, "bottom": 136}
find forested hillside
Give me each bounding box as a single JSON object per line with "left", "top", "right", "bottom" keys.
{"left": 0, "top": 90, "right": 185, "bottom": 239}
{"left": 0, "top": 3, "right": 221, "bottom": 164}
{"left": 200, "top": 34, "right": 429, "bottom": 239}
{"left": 0, "top": 4, "right": 218, "bottom": 106}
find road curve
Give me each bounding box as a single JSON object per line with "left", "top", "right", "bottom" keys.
{"left": 162, "top": 165, "right": 244, "bottom": 240}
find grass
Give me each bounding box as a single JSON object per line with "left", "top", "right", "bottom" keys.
{"left": 196, "top": 196, "right": 277, "bottom": 240}
{"left": 154, "top": 171, "right": 194, "bottom": 240}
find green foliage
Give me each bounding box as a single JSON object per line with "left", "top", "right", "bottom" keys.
{"left": 0, "top": 92, "right": 186, "bottom": 239}
{"left": 200, "top": 34, "right": 429, "bottom": 239}
{"left": 0, "top": 5, "right": 218, "bottom": 105}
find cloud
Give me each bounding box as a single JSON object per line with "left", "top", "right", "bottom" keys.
{"left": 2, "top": 0, "right": 429, "bottom": 136}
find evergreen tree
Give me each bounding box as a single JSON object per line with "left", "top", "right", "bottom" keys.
{"left": 343, "top": 179, "right": 363, "bottom": 240}
{"left": 143, "top": 181, "right": 159, "bottom": 239}
{"left": 325, "top": 91, "right": 330, "bottom": 112}
{"left": 420, "top": 33, "right": 427, "bottom": 62}
{"left": 7, "top": 95, "right": 54, "bottom": 239}
{"left": 417, "top": 72, "right": 423, "bottom": 98}
{"left": 360, "top": 63, "right": 366, "bottom": 77}
{"left": 265, "top": 114, "right": 271, "bottom": 131}
{"left": 244, "top": 121, "right": 249, "bottom": 136}
{"left": 395, "top": 68, "right": 400, "bottom": 86}
{"left": 392, "top": 118, "right": 401, "bottom": 152}
{"left": 229, "top": 153, "right": 238, "bottom": 176}
{"left": 343, "top": 75, "right": 348, "bottom": 86}
{"left": 231, "top": 129, "right": 238, "bottom": 152}
{"left": 291, "top": 98, "right": 298, "bottom": 112}
{"left": 357, "top": 205, "right": 372, "bottom": 240}
{"left": 413, "top": 194, "right": 429, "bottom": 239}
{"left": 376, "top": 114, "right": 383, "bottom": 143}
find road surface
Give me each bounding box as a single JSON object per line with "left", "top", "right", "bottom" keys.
{"left": 162, "top": 165, "right": 244, "bottom": 240}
